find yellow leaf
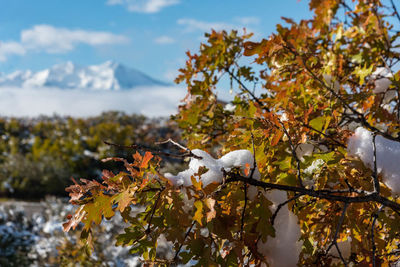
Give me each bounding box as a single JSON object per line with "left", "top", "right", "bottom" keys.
{"left": 193, "top": 200, "right": 203, "bottom": 226}
{"left": 191, "top": 176, "right": 202, "bottom": 190}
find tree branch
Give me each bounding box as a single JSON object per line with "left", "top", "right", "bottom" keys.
{"left": 224, "top": 172, "right": 400, "bottom": 212}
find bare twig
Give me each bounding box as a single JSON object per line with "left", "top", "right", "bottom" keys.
{"left": 326, "top": 202, "right": 349, "bottom": 266}
{"left": 279, "top": 120, "right": 304, "bottom": 187}
{"left": 270, "top": 193, "right": 304, "bottom": 226}
{"left": 145, "top": 191, "right": 162, "bottom": 234}
{"left": 155, "top": 138, "right": 202, "bottom": 159}
{"left": 302, "top": 122, "right": 346, "bottom": 148}
{"left": 391, "top": 0, "right": 400, "bottom": 24}
{"left": 240, "top": 183, "right": 248, "bottom": 241}
{"left": 371, "top": 206, "right": 384, "bottom": 267}
{"left": 372, "top": 133, "right": 380, "bottom": 194}
{"left": 104, "top": 140, "right": 202, "bottom": 160}
{"left": 240, "top": 132, "right": 257, "bottom": 240}
{"left": 174, "top": 221, "right": 196, "bottom": 262}
{"left": 225, "top": 67, "right": 270, "bottom": 112}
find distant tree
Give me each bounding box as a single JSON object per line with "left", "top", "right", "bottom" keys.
{"left": 64, "top": 0, "right": 400, "bottom": 265}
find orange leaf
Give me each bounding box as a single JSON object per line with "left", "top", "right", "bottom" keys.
{"left": 244, "top": 163, "right": 251, "bottom": 176}
{"left": 140, "top": 152, "right": 153, "bottom": 169}
{"left": 133, "top": 151, "right": 142, "bottom": 163}
{"left": 271, "top": 130, "right": 283, "bottom": 146}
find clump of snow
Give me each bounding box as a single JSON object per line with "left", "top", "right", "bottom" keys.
{"left": 280, "top": 112, "right": 289, "bottom": 122}
{"left": 165, "top": 149, "right": 259, "bottom": 187}
{"left": 347, "top": 127, "right": 400, "bottom": 195}
{"left": 303, "top": 159, "right": 325, "bottom": 187}
{"left": 372, "top": 67, "right": 393, "bottom": 93}
{"left": 304, "top": 159, "right": 325, "bottom": 176}
{"left": 329, "top": 237, "right": 352, "bottom": 260}
{"left": 323, "top": 74, "right": 340, "bottom": 93}
{"left": 258, "top": 190, "right": 302, "bottom": 267}
{"left": 383, "top": 90, "right": 397, "bottom": 104}
{"left": 296, "top": 143, "right": 314, "bottom": 160}
{"left": 224, "top": 103, "right": 236, "bottom": 112}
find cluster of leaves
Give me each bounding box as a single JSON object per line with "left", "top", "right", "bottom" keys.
{"left": 65, "top": 0, "right": 400, "bottom": 266}
{"left": 0, "top": 111, "right": 180, "bottom": 198}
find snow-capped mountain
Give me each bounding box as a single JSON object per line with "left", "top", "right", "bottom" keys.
{"left": 0, "top": 61, "right": 167, "bottom": 90}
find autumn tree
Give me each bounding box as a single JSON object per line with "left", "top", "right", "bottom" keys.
{"left": 64, "top": 0, "right": 400, "bottom": 265}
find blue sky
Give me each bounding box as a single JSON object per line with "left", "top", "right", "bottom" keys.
{"left": 0, "top": 0, "right": 313, "bottom": 82}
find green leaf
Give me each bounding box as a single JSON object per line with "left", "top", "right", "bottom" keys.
{"left": 309, "top": 116, "right": 325, "bottom": 132}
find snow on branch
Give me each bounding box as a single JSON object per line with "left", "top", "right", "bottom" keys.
{"left": 164, "top": 149, "right": 261, "bottom": 188}
{"left": 347, "top": 127, "right": 400, "bottom": 195}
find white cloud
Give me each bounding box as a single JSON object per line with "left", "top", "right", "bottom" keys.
{"left": 106, "top": 0, "right": 179, "bottom": 13}
{"left": 0, "top": 86, "right": 185, "bottom": 117}
{"left": 154, "top": 35, "right": 175, "bottom": 44}
{"left": 21, "top": 25, "right": 129, "bottom": 53}
{"left": 0, "top": 41, "right": 26, "bottom": 62}
{"left": 0, "top": 25, "right": 129, "bottom": 61}
{"left": 234, "top": 16, "right": 260, "bottom": 25}
{"left": 177, "top": 18, "right": 260, "bottom": 40}
{"left": 177, "top": 18, "right": 237, "bottom": 33}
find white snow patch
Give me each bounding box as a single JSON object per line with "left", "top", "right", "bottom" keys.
{"left": 347, "top": 127, "right": 400, "bottom": 195}
{"left": 323, "top": 74, "right": 340, "bottom": 93}
{"left": 330, "top": 237, "right": 352, "bottom": 260}
{"left": 224, "top": 103, "right": 236, "bottom": 112}
{"left": 372, "top": 67, "right": 393, "bottom": 93}
{"left": 296, "top": 143, "right": 314, "bottom": 160}
{"left": 303, "top": 159, "right": 325, "bottom": 187}
{"left": 164, "top": 149, "right": 260, "bottom": 198}
{"left": 383, "top": 90, "right": 397, "bottom": 104}
{"left": 165, "top": 149, "right": 259, "bottom": 186}
{"left": 258, "top": 190, "right": 302, "bottom": 267}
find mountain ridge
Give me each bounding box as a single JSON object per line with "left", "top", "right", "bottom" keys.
{"left": 0, "top": 61, "right": 168, "bottom": 90}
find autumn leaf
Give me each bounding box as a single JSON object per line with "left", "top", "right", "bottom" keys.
{"left": 205, "top": 198, "right": 216, "bottom": 222}
{"left": 140, "top": 151, "right": 154, "bottom": 169}
{"left": 193, "top": 200, "right": 203, "bottom": 226}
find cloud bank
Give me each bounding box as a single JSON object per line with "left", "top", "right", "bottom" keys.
{"left": 0, "top": 86, "right": 186, "bottom": 118}
{"left": 106, "top": 0, "right": 179, "bottom": 13}
{"left": 0, "top": 25, "right": 129, "bottom": 61}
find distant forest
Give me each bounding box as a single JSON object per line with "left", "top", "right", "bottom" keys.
{"left": 0, "top": 111, "right": 181, "bottom": 198}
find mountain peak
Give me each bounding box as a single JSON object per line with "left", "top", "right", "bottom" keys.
{"left": 0, "top": 61, "right": 167, "bottom": 90}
